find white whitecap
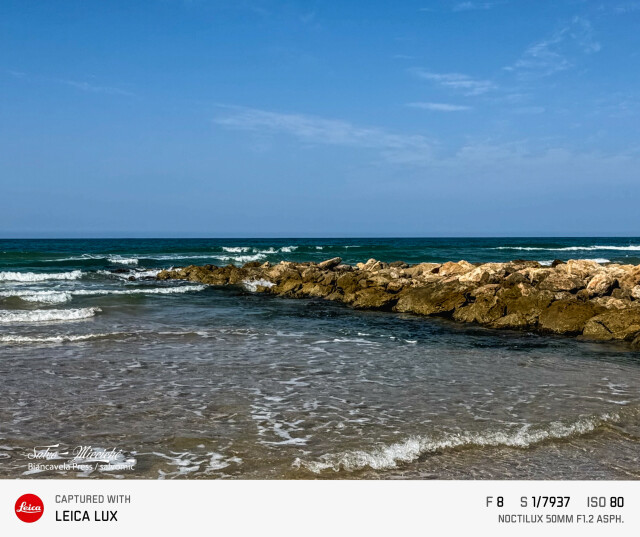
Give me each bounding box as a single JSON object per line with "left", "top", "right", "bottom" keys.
{"left": 108, "top": 255, "right": 139, "bottom": 266}
{"left": 0, "top": 307, "right": 101, "bottom": 323}
{"left": 222, "top": 246, "right": 251, "bottom": 253}
{"left": 242, "top": 279, "right": 275, "bottom": 292}
{"left": 0, "top": 270, "right": 83, "bottom": 282}
{"left": 70, "top": 285, "right": 206, "bottom": 296}
{"left": 0, "top": 290, "right": 72, "bottom": 304}
{"left": 98, "top": 268, "right": 165, "bottom": 280}
{"left": 216, "top": 253, "right": 267, "bottom": 263}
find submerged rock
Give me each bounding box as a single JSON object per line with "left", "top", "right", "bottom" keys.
{"left": 157, "top": 257, "right": 640, "bottom": 349}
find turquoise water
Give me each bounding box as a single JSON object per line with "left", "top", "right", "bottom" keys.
{"left": 1, "top": 237, "right": 640, "bottom": 271}
{"left": 0, "top": 238, "right": 639, "bottom": 479}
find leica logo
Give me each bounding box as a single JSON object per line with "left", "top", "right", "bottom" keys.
{"left": 15, "top": 494, "right": 44, "bottom": 523}
{"left": 17, "top": 502, "right": 42, "bottom": 513}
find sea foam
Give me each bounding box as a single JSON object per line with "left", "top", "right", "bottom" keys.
{"left": 293, "top": 414, "right": 618, "bottom": 473}
{"left": 0, "top": 333, "right": 116, "bottom": 344}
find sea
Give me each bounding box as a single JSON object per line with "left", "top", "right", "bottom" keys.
{"left": 0, "top": 237, "right": 639, "bottom": 479}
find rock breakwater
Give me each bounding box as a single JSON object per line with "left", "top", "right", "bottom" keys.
{"left": 157, "top": 258, "right": 640, "bottom": 348}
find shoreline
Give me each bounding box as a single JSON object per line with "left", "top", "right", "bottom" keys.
{"left": 157, "top": 257, "right": 640, "bottom": 349}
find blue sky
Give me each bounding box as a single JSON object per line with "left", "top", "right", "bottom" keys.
{"left": 1, "top": 0, "right": 639, "bottom": 237}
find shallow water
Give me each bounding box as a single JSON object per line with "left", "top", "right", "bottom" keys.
{"left": 0, "top": 238, "right": 639, "bottom": 479}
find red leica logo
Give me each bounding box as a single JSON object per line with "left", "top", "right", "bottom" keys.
{"left": 15, "top": 494, "right": 44, "bottom": 523}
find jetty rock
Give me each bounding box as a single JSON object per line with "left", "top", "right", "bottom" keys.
{"left": 157, "top": 258, "right": 640, "bottom": 349}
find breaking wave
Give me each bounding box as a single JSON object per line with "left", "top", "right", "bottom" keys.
{"left": 242, "top": 279, "right": 275, "bottom": 292}
{"left": 294, "top": 413, "right": 619, "bottom": 473}
{"left": 222, "top": 246, "right": 297, "bottom": 254}
{"left": 539, "top": 258, "right": 610, "bottom": 266}
{"left": 0, "top": 307, "right": 101, "bottom": 324}
{"left": 97, "top": 269, "right": 164, "bottom": 280}
{"left": 0, "top": 270, "right": 83, "bottom": 282}
{"left": 0, "top": 290, "right": 72, "bottom": 304}
{"left": 217, "top": 254, "right": 267, "bottom": 263}
{"left": 0, "top": 285, "right": 203, "bottom": 303}
{"left": 70, "top": 285, "right": 206, "bottom": 296}
{"left": 222, "top": 246, "right": 251, "bottom": 253}
{"left": 50, "top": 254, "right": 139, "bottom": 265}
{"left": 107, "top": 255, "right": 139, "bottom": 266}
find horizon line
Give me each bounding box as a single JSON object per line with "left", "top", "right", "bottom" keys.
{"left": 1, "top": 235, "right": 639, "bottom": 240}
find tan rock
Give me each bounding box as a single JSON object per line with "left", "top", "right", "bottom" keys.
{"left": 352, "top": 288, "right": 397, "bottom": 309}
{"left": 520, "top": 267, "right": 552, "bottom": 285}
{"left": 459, "top": 263, "right": 504, "bottom": 284}
{"left": 538, "top": 300, "right": 600, "bottom": 334}
{"left": 583, "top": 310, "right": 640, "bottom": 341}
{"left": 317, "top": 257, "right": 342, "bottom": 270}
{"left": 538, "top": 272, "right": 584, "bottom": 292}
{"left": 563, "top": 259, "right": 603, "bottom": 279}
{"left": 403, "top": 263, "right": 440, "bottom": 277}
{"left": 438, "top": 260, "right": 474, "bottom": 277}
{"left": 586, "top": 272, "right": 616, "bottom": 297}
{"left": 591, "top": 297, "right": 628, "bottom": 310}
{"left": 394, "top": 281, "right": 470, "bottom": 316}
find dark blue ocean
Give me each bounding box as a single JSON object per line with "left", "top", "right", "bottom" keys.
{"left": 1, "top": 238, "right": 639, "bottom": 479}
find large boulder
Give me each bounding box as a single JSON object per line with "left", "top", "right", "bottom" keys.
{"left": 438, "top": 260, "right": 474, "bottom": 277}
{"left": 459, "top": 263, "right": 505, "bottom": 284}
{"left": 538, "top": 300, "right": 601, "bottom": 334}
{"left": 582, "top": 309, "right": 640, "bottom": 341}
{"left": 453, "top": 293, "right": 502, "bottom": 324}
{"left": 317, "top": 257, "right": 342, "bottom": 270}
{"left": 563, "top": 259, "right": 603, "bottom": 279}
{"left": 394, "top": 281, "right": 470, "bottom": 316}
{"left": 352, "top": 288, "right": 397, "bottom": 310}
{"left": 403, "top": 263, "right": 440, "bottom": 278}
{"left": 356, "top": 258, "right": 382, "bottom": 271}
{"left": 586, "top": 272, "right": 617, "bottom": 297}
{"left": 538, "top": 271, "right": 584, "bottom": 293}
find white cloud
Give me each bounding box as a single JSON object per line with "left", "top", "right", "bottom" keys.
{"left": 407, "top": 102, "right": 471, "bottom": 111}
{"left": 507, "top": 36, "right": 571, "bottom": 77}
{"left": 453, "top": 2, "right": 497, "bottom": 11}
{"left": 412, "top": 69, "right": 496, "bottom": 95}
{"left": 614, "top": 2, "right": 640, "bottom": 13}
{"left": 61, "top": 80, "right": 133, "bottom": 96}
{"left": 214, "top": 106, "right": 435, "bottom": 163}
{"left": 505, "top": 17, "right": 601, "bottom": 78}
